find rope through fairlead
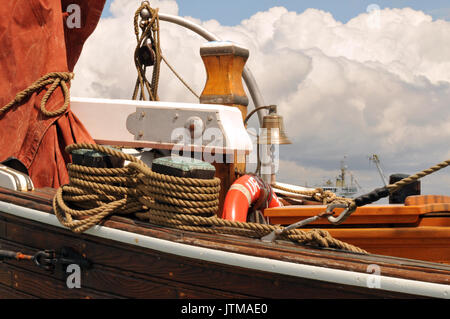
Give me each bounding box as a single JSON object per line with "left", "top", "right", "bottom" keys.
{"left": 53, "top": 143, "right": 366, "bottom": 254}
{"left": 326, "top": 159, "right": 450, "bottom": 225}
{"left": 267, "top": 159, "right": 449, "bottom": 230}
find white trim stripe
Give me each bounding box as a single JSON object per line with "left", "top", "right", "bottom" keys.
{"left": 0, "top": 201, "right": 448, "bottom": 298}
{"left": 228, "top": 184, "right": 252, "bottom": 205}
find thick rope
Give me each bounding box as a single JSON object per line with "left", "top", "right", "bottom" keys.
{"left": 53, "top": 143, "right": 367, "bottom": 254}
{"left": 132, "top": 2, "right": 199, "bottom": 101}
{"left": 0, "top": 72, "right": 73, "bottom": 118}
{"left": 273, "top": 159, "right": 449, "bottom": 226}
{"left": 387, "top": 159, "right": 450, "bottom": 193}
{"left": 272, "top": 183, "right": 354, "bottom": 206}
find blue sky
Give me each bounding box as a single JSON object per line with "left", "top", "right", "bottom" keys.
{"left": 86, "top": 0, "right": 450, "bottom": 194}
{"left": 102, "top": 0, "right": 450, "bottom": 24}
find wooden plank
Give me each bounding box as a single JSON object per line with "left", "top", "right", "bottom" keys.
{"left": 3, "top": 263, "right": 119, "bottom": 299}
{"left": 0, "top": 213, "right": 418, "bottom": 299}
{"left": 420, "top": 203, "right": 450, "bottom": 214}
{"left": 2, "top": 197, "right": 450, "bottom": 285}
{"left": 0, "top": 264, "right": 12, "bottom": 287}
{"left": 1, "top": 219, "right": 266, "bottom": 298}
{"left": 1, "top": 188, "right": 450, "bottom": 298}
{"left": 324, "top": 227, "right": 450, "bottom": 264}
{"left": 405, "top": 195, "right": 450, "bottom": 205}
{"left": 0, "top": 221, "right": 256, "bottom": 298}
{"left": 264, "top": 205, "right": 424, "bottom": 226}
{"left": 3, "top": 189, "right": 450, "bottom": 273}
{"left": 0, "top": 189, "right": 53, "bottom": 214}
{"left": 0, "top": 282, "right": 36, "bottom": 299}
{"left": 105, "top": 219, "right": 450, "bottom": 284}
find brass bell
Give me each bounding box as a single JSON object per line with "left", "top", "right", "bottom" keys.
{"left": 257, "top": 105, "right": 291, "bottom": 145}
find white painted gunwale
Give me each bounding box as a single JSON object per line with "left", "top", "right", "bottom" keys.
{"left": 0, "top": 200, "right": 448, "bottom": 299}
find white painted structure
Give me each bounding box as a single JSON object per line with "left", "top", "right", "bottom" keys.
{"left": 70, "top": 97, "right": 253, "bottom": 156}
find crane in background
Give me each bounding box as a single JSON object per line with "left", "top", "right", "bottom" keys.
{"left": 369, "top": 154, "right": 388, "bottom": 186}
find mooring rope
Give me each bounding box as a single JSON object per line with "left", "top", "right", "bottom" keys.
{"left": 276, "top": 159, "right": 450, "bottom": 226}
{"left": 271, "top": 183, "right": 354, "bottom": 206}
{"left": 348, "top": 158, "right": 450, "bottom": 211}
{"left": 53, "top": 143, "right": 367, "bottom": 254}
{"left": 387, "top": 160, "right": 450, "bottom": 194}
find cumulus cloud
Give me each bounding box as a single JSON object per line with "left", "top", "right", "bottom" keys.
{"left": 72, "top": 0, "right": 450, "bottom": 196}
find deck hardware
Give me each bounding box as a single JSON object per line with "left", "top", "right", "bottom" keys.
{"left": 326, "top": 202, "right": 354, "bottom": 225}
{"left": 261, "top": 207, "right": 336, "bottom": 243}
{"left": 0, "top": 247, "right": 91, "bottom": 273}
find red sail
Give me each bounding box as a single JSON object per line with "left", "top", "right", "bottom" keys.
{"left": 0, "top": 0, "right": 105, "bottom": 188}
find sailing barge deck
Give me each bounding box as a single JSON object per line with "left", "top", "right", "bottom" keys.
{"left": 1, "top": 187, "right": 449, "bottom": 299}
{"left": 0, "top": 1, "right": 449, "bottom": 300}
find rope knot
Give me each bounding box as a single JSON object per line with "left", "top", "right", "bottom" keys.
{"left": 0, "top": 71, "right": 74, "bottom": 118}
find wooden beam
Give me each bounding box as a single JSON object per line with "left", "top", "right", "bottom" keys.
{"left": 199, "top": 42, "right": 250, "bottom": 216}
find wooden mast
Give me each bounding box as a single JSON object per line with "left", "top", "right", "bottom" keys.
{"left": 199, "top": 41, "right": 250, "bottom": 217}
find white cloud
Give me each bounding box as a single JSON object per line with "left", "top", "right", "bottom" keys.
{"left": 72, "top": 1, "right": 450, "bottom": 195}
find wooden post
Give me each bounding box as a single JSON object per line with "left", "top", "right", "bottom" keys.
{"left": 199, "top": 41, "right": 249, "bottom": 217}
{"left": 199, "top": 41, "right": 249, "bottom": 121}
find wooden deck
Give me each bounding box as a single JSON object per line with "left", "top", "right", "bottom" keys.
{"left": 1, "top": 187, "right": 450, "bottom": 299}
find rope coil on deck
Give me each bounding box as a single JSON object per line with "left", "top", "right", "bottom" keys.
{"left": 53, "top": 143, "right": 367, "bottom": 254}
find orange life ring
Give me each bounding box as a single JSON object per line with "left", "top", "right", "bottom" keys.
{"left": 223, "top": 175, "right": 283, "bottom": 222}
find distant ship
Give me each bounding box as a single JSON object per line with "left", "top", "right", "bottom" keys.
{"left": 317, "top": 158, "right": 361, "bottom": 198}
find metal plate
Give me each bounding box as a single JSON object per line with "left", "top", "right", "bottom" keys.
{"left": 126, "top": 107, "right": 225, "bottom": 147}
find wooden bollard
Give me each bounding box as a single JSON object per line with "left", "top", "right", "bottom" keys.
{"left": 199, "top": 41, "right": 249, "bottom": 121}
{"left": 199, "top": 41, "right": 250, "bottom": 217}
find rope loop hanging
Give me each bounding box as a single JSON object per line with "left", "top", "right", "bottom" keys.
{"left": 0, "top": 72, "right": 74, "bottom": 118}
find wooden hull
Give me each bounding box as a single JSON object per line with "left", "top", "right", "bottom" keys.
{"left": 1, "top": 187, "right": 450, "bottom": 299}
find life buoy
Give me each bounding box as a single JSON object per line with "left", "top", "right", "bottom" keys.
{"left": 223, "top": 175, "right": 283, "bottom": 222}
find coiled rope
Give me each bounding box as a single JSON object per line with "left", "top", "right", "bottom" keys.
{"left": 53, "top": 143, "right": 367, "bottom": 254}
{"left": 0, "top": 72, "right": 73, "bottom": 118}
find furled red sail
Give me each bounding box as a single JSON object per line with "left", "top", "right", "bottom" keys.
{"left": 0, "top": 0, "right": 105, "bottom": 188}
